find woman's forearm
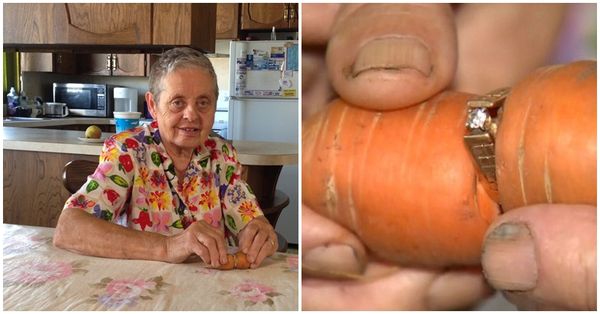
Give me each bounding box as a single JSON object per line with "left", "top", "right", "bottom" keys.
{"left": 53, "top": 207, "right": 170, "bottom": 262}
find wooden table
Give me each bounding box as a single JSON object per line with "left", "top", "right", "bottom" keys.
{"left": 3, "top": 224, "right": 298, "bottom": 311}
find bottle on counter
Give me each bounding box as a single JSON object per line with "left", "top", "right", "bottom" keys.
{"left": 7, "top": 87, "right": 19, "bottom": 116}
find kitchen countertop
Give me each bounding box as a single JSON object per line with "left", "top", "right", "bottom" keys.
{"left": 3, "top": 117, "right": 122, "bottom": 128}
{"left": 3, "top": 126, "right": 297, "bottom": 166}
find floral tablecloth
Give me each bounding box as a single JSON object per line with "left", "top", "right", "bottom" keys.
{"left": 3, "top": 224, "right": 298, "bottom": 310}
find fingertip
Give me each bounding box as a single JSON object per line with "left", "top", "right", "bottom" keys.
{"left": 482, "top": 204, "right": 597, "bottom": 310}
{"left": 326, "top": 4, "right": 456, "bottom": 110}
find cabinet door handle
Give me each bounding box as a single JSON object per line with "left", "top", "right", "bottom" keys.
{"left": 106, "top": 54, "right": 112, "bottom": 71}
{"left": 112, "top": 55, "right": 118, "bottom": 72}
{"left": 289, "top": 5, "right": 296, "bottom": 21}
{"left": 283, "top": 4, "right": 288, "bottom": 21}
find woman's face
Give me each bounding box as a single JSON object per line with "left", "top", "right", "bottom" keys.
{"left": 147, "top": 67, "right": 217, "bottom": 153}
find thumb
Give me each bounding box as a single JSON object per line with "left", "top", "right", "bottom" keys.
{"left": 302, "top": 205, "right": 367, "bottom": 279}
{"left": 326, "top": 3, "right": 457, "bottom": 110}
{"left": 482, "top": 204, "right": 596, "bottom": 310}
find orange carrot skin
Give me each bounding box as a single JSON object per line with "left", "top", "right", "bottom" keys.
{"left": 496, "top": 61, "right": 597, "bottom": 210}
{"left": 303, "top": 91, "right": 499, "bottom": 268}
{"left": 215, "top": 252, "right": 251, "bottom": 270}
{"left": 303, "top": 61, "right": 597, "bottom": 268}
{"left": 216, "top": 254, "right": 236, "bottom": 270}
{"left": 235, "top": 251, "right": 251, "bottom": 269}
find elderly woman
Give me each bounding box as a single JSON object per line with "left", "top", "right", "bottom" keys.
{"left": 54, "top": 47, "right": 277, "bottom": 269}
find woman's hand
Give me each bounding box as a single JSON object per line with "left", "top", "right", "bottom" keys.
{"left": 238, "top": 216, "right": 278, "bottom": 268}
{"left": 164, "top": 220, "right": 228, "bottom": 267}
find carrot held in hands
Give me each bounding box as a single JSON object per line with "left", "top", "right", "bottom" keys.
{"left": 496, "top": 60, "right": 596, "bottom": 210}
{"left": 214, "top": 252, "right": 251, "bottom": 270}
{"left": 302, "top": 60, "right": 596, "bottom": 268}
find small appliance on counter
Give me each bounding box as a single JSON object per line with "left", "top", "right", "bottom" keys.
{"left": 53, "top": 83, "right": 113, "bottom": 117}
{"left": 113, "top": 87, "right": 138, "bottom": 112}
{"left": 45, "top": 102, "right": 69, "bottom": 118}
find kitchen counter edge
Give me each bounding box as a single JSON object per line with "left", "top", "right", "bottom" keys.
{"left": 3, "top": 127, "right": 298, "bottom": 166}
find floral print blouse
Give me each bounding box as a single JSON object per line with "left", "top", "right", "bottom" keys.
{"left": 63, "top": 121, "right": 264, "bottom": 238}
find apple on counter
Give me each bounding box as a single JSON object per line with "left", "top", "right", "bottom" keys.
{"left": 85, "top": 125, "right": 102, "bottom": 139}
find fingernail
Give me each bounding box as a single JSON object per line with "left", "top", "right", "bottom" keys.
{"left": 303, "top": 244, "right": 365, "bottom": 279}
{"left": 482, "top": 222, "right": 537, "bottom": 291}
{"left": 352, "top": 37, "right": 432, "bottom": 78}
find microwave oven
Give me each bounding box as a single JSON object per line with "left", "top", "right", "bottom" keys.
{"left": 53, "top": 83, "right": 113, "bottom": 117}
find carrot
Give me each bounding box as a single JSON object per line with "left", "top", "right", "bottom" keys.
{"left": 496, "top": 60, "right": 597, "bottom": 210}
{"left": 216, "top": 254, "right": 236, "bottom": 270}
{"left": 215, "top": 252, "right": 251, "bottom": 270}
{"left": 302, "top": 61, "right": 596, "bottom": 268}
{"left": 234, "top": 251, "right": 251, "bottom": 269}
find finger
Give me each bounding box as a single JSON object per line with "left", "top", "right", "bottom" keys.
{"left": 303, "top": 3, "right": 340, "bottom": 46}
{"left": 303, "top": 262, "right": 430, "bottom": 310}
{"left": 238, "top": 221, "right": 259, "bottom": 254}
{"left": 192, "top": 221, "right": 227, "bottom": 266}
{"left": 302, "top": 205, "right": 367, "bottom": 278}
{"left": 192, "top": 224, "right": 224, "bottom": 267}
{"left": 204, "top": 223, "right": 229, "bottom": 265}
{"left": 250, "top": 234, "right": 276, "bottom": 268}
{"left": 246, "top": 228, "right": 269, "bottom": 264}
{"left": 214, "top": 231, "right": 229, "bottom": 265}
{"left": 326, "top": 4, "right": 457, "bottom": 110}
{"left": 425, "top": 267, "right": 494, "bottom": 310}
{"left": 302, "top": 49, "right": 336, "bottom": 121}
{"left": 482, "top": 204, "right": 596, "bottom": 310}
{"left": 188, "top": 240, "right": 211, "bottom": 266}
{"left": 453, "top": 4, "right": 566, "bottom": 93}
{"left": 304, "top": 262, "right": 490, "bottom": 310}
{"left": 197, "top": 235, "right": 221, "bottom": 267}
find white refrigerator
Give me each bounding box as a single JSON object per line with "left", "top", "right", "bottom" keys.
{"left": 228, "top": 40, "right": 299, "bottom": 244}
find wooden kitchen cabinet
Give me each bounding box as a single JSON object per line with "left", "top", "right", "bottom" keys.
{"left": 20, "top": 52, "right": 76, "bottom": 74}
{"left": 4, "top": 3, "right": 152, "bottom": 45}
{"left": 20, "top": 52, "right": 144, "bottom": 76}
{"left": 3, "top": 149, "right": 98, "bottom": 228}
{"left": 152, "top": 3, "right": 216, "bottom": 52}
{"left": 216, "top": 3, "right": 240, "bottom": 39}
{"left": 240, "top": 3, "right": 298, "bottom": 30}
{"left": 112, "top": 54, "right": 146, "bottom": 76}
{"left": 5, "top": 3, "right": 216, "bottom": 51}
{"left": 76, "top": 54, "right": 146, "bottom": 76}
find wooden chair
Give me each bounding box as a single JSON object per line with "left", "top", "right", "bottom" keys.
{"left": 62, "top": 160, "right": 99, "bottom": 194}
{"left": 62, "top": 160, "right": 289, "bottom": 252}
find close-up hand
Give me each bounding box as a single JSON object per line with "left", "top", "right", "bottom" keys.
{"left": 481, "top": 204, "right": 596, "bottom": 310}
{"left": 238, "top": 216, "right": 278, "bottom": 268}
{"left": 303, "top": 3, "right": 565, "bottom": 118}
{"left": 303, "top": 206, "right": 492, "bottom": 310}
{"left": 165, "top": 220, "right": 228, "bottom": 266}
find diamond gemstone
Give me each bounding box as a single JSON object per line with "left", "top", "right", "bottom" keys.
{"left": 467, "top": 108, "right": 489, "bottom": 129}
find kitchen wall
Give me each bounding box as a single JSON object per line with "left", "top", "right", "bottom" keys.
{"left": 20, "top": 54, "right": 231, "bottom": 113}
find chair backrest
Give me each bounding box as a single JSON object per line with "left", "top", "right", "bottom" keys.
{"left": 62, "top": 160, "right": 99, "bottom": 194}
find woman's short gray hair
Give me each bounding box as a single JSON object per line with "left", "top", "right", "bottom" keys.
{"left": 149, "top": 47, "right": 219, "bottom": 103}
